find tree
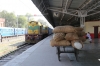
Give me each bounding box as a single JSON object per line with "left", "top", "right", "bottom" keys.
{"left": 0, "top": 10, "right": 7, "bottom": 18}
{"left": 6, "top": 13, "right": 16, "bottom": 27}
{"left": 17, "top": 15, "right": 27, "bottom": 28}
{"left": 0, "top": 10, "right": 33, "bottom": 28}
{"left": 0, "top": 10, "right": 16, "bottom": 27}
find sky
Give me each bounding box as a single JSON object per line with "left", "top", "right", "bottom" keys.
{"left": 0, "top": 0, "right": 53, "bottom": 28}
{"left": 0, "top": 0, "right": 40, "bottom": 15}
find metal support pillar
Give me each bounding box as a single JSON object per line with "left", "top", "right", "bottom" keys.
{"left": 78, "top": 10, "right": 87, "bottom": 28}
{"left": 17, "top": 15, "right": 19, "bottom": 37}
{"left": 80, "top": 17, "right": 85, "bottom": 27}
{"left": 80, "top": 17, "right": 82, "bottom": 26}
{"left": 83, "top": 17, "right": 85, "bottom": 31}
{"left": 80, "top": 17, "right": 85, "bottom": 31}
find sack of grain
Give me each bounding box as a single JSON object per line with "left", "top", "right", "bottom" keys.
{"left": 53, "top": 33, "right": 65, "bottom": 41}
{"left": 50, "top": 39, "right": 71, "bottom": 47}
{"left": 53, "top": 26, "right": 76, "bottom": 33}
{"left": 71, "top": 40, "right": 83, "bottom": 50}
{"left": 74, "top": 27, "right": 83, "bottom": 31}
{"left": 81, "top": 31, "right": 86, "bottom": 36}
{"left": 79, "top": 37, "right": 86, "bottom": 42}
{"left": 65, "top": 33, "right": 79, "bottom": 41}
{"left": 76, "top": 31, "right": 86, "bottom": 37}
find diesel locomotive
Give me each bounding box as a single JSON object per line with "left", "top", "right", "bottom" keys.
{"left": 25, "top": 21, "right": 53, "bottom": 44}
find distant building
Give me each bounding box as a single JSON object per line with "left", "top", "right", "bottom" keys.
{"left": 85, "top": 21, "right": 100, "bottom": 39}
{"left": 0, "top": 18, "right": 5, "bottom": 27}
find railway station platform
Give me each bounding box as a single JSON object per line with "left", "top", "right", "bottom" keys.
{"left": 3, "top": 35, "right": 100, "bottom": 66}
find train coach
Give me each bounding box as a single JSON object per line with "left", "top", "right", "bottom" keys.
{"left": 25, "top": 21, "right": 53, "bottom": 44}
{"left": 14, "top": 28, "right": 27, "bottom": 36}
{"left": 48, "top": 27, "right": 53, "bottom": 35}
{"left": 0, "top": 27, "right": 26, "bottom": 37}
{"left": 0, "top": 27, "right": 14, "bottom": 37}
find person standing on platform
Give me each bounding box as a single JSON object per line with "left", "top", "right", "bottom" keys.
{"left": 86, "top": 32, "right": 92, "bottom": 43}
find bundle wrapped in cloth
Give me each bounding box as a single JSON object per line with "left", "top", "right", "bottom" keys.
{"left": 50, "top": 25, "right": 86, "bottom": 50}
{"left": 71, "top": 40, "right": 83, "bottom": 50}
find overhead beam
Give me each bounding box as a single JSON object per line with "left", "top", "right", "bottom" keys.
{"left": 86, "top": 11, "right": 100, "bottom": 17}
{"left": 67, "top": 0, "right": 91, "bottom": 21}
{"left": 60, "top": 0, "right": 69, "bottom": 22}
{"left": 48, "top": 7, "right": 78, "bottom": 12}
{"left": 48, "top": 7, "right": 62, "bottom": 10}
{"left": 48, "top": 8, "right": 78, "bottom": 16}
{"left": 67, "top": 12, "right": 77, "bottom": 21}
{"left": 60, "top": 0, "right": 65, "bottom": 24}
{"left": 41, "top": 0, "right": 47, "bottom": 14}
{"left": 79, "top": 0, "right": 92, "bottom": 9}
{"left": 64, "top": 0, "right": 69, "bottom": 11}
{"left": 37, "top": 0, "right": 43, "bottom": 8}
{"left": 88, "top": 5, "right": 100, "bottom": 13}
{"left": 87, "top": 1, "right": 100, "bottom": 12}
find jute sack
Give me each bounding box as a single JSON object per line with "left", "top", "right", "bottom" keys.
{"left": 76, "top": 31, "right": 86, "bottom": 37}
{"left": 74, "top": 27, "right": 83, "bottom": 31}
{"left": 53, "top": 33, "right": 65, "bottom": 41}
{"left": 53, "top": 26, "right": 76, "bottom": 33}
{"left": 71, "top": 40, "right": 83, "bottom": 50}
{"left": 79, "top": 37, "right": 86, "bottom": 42}
{"left": 81, "top": 32, "right": 86, "bottom": 36}
{"left": 50, "top": 39, "right": 71, "bottom": 47}
{"left": 65, "top": 33, "right": 79, "bottom": 41}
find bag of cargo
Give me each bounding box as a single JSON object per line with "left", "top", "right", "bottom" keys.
{"left": 74, "top": 27, "right": 83, "bottom": 31}
{"left": 53, "top": 33, "right": 65, "bottom": 41}
{"left": 50, "top": 39, "right": 71, "bottom": 47}
{"left": 71, "top": 40, "right": 83, "bottom": 50}
{"left": 76, "top": 31, "right": 86, "bottom": 37}
{"left": 79, "top": 36, "right": 86, "bottom": 42}
{"left": 65, "top": 33, "right": 79, "bottom": 41}
{"left": 53, "top": 26, "right": 76, "bottom": 33}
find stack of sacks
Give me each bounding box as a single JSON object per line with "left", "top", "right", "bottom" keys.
{"left": 51, "top": 33, "right": 70, "bottom": 47}
{"left": 50, "top": 25, "right": 86, "bottom": 50}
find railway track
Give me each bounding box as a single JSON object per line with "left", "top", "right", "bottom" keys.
{"left": 0, "top": 43, "right": 33, "bottom": 66}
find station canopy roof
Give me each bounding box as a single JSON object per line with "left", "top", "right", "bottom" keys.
{"left": 32, "top": 0, "right": 100, "bottom": 27}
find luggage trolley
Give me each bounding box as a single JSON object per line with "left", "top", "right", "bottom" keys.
{"left": 56, "top": 45, "right": 79, "bottom": 61}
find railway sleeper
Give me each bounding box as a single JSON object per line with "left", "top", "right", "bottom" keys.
{"left": 0, "top": 43, "right": 28, "bottom": 60}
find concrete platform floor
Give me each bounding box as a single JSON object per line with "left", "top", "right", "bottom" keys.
{"left": 3, "top": 35, "right": 100, "bottom": 66}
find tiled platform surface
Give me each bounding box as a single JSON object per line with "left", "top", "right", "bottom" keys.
{"left": 3, "top": 35, "right": 100, "bottom": 66}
